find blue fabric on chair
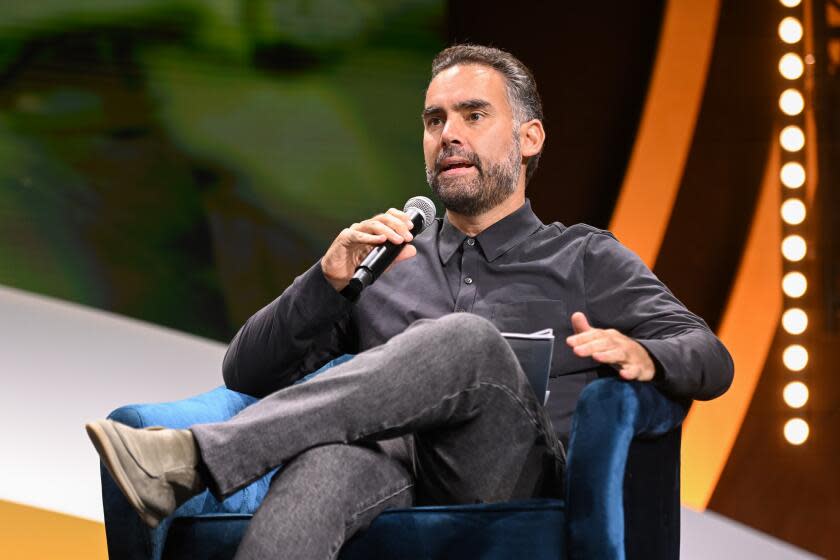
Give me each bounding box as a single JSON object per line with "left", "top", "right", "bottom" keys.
{"left": 340, "top": 499, "right": 565, "bottom": 560}
{"left": 161, "top": 500, "right": 566, "bottom": 560}
{"left": 101, "top": 356, "right": 351, "bottom": 560}
{"left": 99, "top": 358, "right": 687, "bottom": 560}
{"left": 103, "top": 387, "right": 267, "bottom": 560}
{"left": 564, "top": 378, "right": 689, "bottom": 560}
{"left": 161, "top": 514, "right": 251, "bottom": 559}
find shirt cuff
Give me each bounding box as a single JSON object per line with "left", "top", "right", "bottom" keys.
{"left": 634, "top": 338, "right": 673, "bottom": 393}
{"left": 289, "top": 261, "right": 355, "bottom": 322}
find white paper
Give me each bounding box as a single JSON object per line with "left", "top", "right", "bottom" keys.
{"left": 500, "top": 328, "right": 554, "bottom": 340}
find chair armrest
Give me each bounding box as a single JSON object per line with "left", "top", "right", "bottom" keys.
{"left": 102, "top": 386, "right": 266, "bottom": 560}
{"left": 99, "top": 355, "right": 355, "bottom": 560}
{"left": 107, "top": 386, "right": 258, "bottom": 429}
{"left": 107, "top": 353, "right": 357, "bottom": 430}
{"left": 564, "top": 378, "right": 689, "bottom": 560}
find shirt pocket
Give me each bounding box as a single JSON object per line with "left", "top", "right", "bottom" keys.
{"left": 490, "top": 300, "right": 599, "bottom": 377}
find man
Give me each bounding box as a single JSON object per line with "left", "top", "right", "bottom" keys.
{"left": 87, "top": 45, "right": 733, "bottom": 558}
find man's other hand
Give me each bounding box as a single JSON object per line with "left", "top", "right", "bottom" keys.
{"left": 565, "top": 312, "right": 656, "bottom": 382}
{"left": 321, "top": 208, "right": 417, "bottom": 292}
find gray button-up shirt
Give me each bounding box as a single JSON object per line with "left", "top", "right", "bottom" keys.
{"left": 223, "top": 199, "right": 733, "bottom": 442}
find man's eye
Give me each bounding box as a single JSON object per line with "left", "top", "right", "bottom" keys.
{"left": 427, "top": 117, "right": 442, "bottom": 127}
{"left": 468, "top": 112, "right": 483, "bottom": 121}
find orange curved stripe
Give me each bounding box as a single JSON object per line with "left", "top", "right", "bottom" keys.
{"left": 0, "top": 500, "right": 106, "bottom": 559}
{"left": 610, "top": 0, "right": 720, "bottom": 267}
{"left": 680, "top": 142, "right": 782, "bottom": 510}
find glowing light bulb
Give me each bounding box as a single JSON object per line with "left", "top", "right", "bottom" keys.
{"left": 784, "top": 418, "right": 809, "bottom": 445}
{"left": 783, "top": 382, "right": 809, "bottom": 408}
{"left": 782, "top": 308, "right": 808, "bottom": 334}
{"left": 779, "top": 88, "right": 804, "bottom": 115}
{"left": 781, "top": 198, "right": 806, "bottom": 225}
{"left": 781, "top": 235, "right": 807, "bottom": 262}
{"left": 780, "top": 162, "right": 805, "bottom": 188}
{"left": 780, "top": 0, "right": 802, "bottom": 7}
{"left": 779, "top": 17, "right": 803, "bottom": 44}
{"left": 780, "top": 125, "right": 805, "bottom": 151}
{"left": 779, "top": 53, "right": 804, "bottom": 80}
{"left": 783, "top": 344, "right": 808, "bottom": 371}
{"left": 782, "top": 271, "right": 807, "bottom": 298}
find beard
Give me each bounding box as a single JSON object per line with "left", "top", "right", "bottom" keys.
{"left": 425, "top": 135, "right": 522, "bottom": 217}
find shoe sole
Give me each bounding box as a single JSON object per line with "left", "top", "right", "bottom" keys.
{"left": 85, "top": 420, "right": 162, "bottom": 528}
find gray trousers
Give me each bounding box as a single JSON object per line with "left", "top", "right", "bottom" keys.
{"left": 191, "top": 313, "right": 565, "bottom": 559}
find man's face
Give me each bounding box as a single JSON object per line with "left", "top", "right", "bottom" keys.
{"left": 423, "top": 64, "right": 522, "bottom": 216}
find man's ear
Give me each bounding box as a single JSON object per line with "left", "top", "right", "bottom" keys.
{"left": 520, "top": 119, "right": 545, "bottom": 158}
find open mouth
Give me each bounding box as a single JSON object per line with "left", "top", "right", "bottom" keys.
{"left": 439, "top": 159, "right": 477, "bottom": 175}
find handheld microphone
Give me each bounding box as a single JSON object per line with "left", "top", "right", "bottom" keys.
{"left": 341, "top": 196, "right": 437, "bottom": 302}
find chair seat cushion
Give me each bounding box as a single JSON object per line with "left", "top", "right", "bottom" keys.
{"left": 163, "top": 499, "right": 566, "bottom": 559}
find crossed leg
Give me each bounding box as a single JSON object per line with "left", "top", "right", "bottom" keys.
{"left": 191, "top": 313, "right": 564, "bottom": 557}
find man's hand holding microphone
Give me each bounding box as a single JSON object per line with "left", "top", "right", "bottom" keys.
{"left": 320, "top": 197, "right": 437, "bottom": 299}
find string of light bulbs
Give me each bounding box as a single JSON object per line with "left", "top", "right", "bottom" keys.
{"left": 777, "top": 0, "right": 811, "bottom": 445}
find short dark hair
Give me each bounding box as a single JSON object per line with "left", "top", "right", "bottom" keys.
{"left": 431, "top": 44, "right": 544, "bottom": 184}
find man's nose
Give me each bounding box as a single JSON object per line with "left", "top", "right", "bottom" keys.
{"left": 440, "top": 118, "right": 464, "bottom": 148}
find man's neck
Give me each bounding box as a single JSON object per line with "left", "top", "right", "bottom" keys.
{"left": 446, "top": 192, "right": 526, "bottom": 237}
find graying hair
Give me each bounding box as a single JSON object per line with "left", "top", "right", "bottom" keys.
{"left": 431, "top": 44, "right": 543, "bottom": 184}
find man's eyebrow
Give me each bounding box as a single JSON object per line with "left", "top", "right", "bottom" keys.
{"left": 454, "top": 98, "right": 491, "bottom": 112}
{"left": 422, "top": 99, "right": 493, "bottom": 119}
{"left": 422, "top": 105, "right": 443, "bottom": 119}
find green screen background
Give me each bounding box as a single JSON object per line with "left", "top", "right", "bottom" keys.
{"left": 0, "top": 0, "right": 444, "bottom": 340}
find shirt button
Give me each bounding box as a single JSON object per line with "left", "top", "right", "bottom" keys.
{"left": 464, "top": 277, "right": 473, "bottom": 285}
{"left": 466, "top": 238, "right": 475, "bottom": 246}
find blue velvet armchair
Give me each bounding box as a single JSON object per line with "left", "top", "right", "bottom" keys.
{"left": 99, "top": 357, "right": 688, "bottom": 560}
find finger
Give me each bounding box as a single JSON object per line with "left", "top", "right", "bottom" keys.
{"left": 573, "top": 337, "right": 615, "bottom": 357}
{"left": 354, "top": 220, "right": 406, "bottom": 244}
{"left": 636, "top": 367, "right": 655, "bottom": 382}
{"left": 347, "top": 229, "right": 387, "bottom": 245}
{"left": 570, "top": 312, "right": 591, "bottom": 334}
{"left": 566, "top": 328, "right": 603, "bottom": 347}
{"left": 591, "top": 348, "right": 627, "bottom": 364}
{"left": 568, "top": 326, "right": 628, "bottom": 347}
{"left": 393, "top": 243, "right": 417, "bottom": 263}
{"left": 375, "top": 213, "right": 413, "bottom": 241}
{"left": 384, "top": 244, "right": 418, "bottom": 274}
{"left": 386, "top": 208, "right": 415, "bottom": 230}
{"left": 618, "top": 365, "right": 639, "bottom": 380}
{"left": 358, "top": 220, "right": 404, "bottom": 244}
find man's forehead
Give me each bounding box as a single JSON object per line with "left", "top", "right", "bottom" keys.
{"left": 424, "top": 63, "right": 509, "bottom": 109}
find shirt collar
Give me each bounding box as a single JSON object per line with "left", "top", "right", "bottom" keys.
{"left": 437, "top": 199, "right": 544, "bottom": 264}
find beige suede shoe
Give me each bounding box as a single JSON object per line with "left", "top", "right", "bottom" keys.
{"left": 85, "top": 419, "right": 206, "bottom": 528}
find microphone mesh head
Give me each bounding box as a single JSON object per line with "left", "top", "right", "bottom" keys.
{"left": 404, "top": 196, "right": 437, "bottom": 232}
